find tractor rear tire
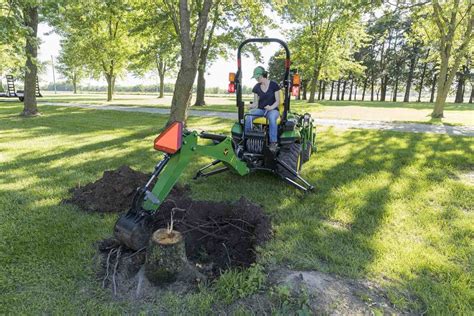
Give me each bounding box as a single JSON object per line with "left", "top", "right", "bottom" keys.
{"left": 277, "top": 143, "right": 301, "bottom": 180}
{"left": 301, "top": 141, "right": 312, "bottom": 164}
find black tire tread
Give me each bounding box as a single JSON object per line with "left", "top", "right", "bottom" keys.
{"left": 277, "top": 143, "right": 301, "bottom": 179}
{"left": 301, "top": 141, "right": 312, "bottom": 164}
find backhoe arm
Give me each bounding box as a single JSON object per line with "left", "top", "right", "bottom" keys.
{"left": 141, "top": 131, "right": 249, "bottom": 212}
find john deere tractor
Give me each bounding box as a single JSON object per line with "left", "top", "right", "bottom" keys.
{"left": 114, "top": 38, "right": 316, "bottom": 250}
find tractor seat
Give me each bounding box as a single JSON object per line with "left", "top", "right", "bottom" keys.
{"left": 252, "top": 90, "right": 284, "bottom": 125}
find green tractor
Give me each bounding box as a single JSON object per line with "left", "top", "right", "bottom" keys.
{"left": 114, "top": 38, "right": 316, "bottom": 250}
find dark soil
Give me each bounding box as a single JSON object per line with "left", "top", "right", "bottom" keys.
{"left": 65, "top": 165, "right": 271, "bottom": 295}
{"left": 64, "top": 165, "right": 151, "bottom": 213}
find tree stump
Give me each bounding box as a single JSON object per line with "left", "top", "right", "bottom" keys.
{"left": 145, "top": 228, "right": 203, "bottom": 285}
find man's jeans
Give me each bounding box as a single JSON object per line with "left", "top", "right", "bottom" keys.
{"left": 245, "top": 108, "right": 279, "bottom": 143}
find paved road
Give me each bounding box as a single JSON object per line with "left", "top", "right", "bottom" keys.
{"left": 41, "top": 102, "right": 474, "bottom": 137}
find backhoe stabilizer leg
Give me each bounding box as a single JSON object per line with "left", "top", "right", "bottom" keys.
{"left": 276, "top": 158, "right": 314, "bottom": 191}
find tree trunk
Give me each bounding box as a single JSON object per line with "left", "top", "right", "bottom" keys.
{"left": 329, "top": 81, "right": 334, "bottom": 100}
{"left": 336, "top": 79, "right": 341, "bottom": 101}
{"left": 105, "top": 74, "right": 115, "bottom": 102}
{"left": 317, "top": 80, "right": 322, "bottom": 100}
{"left": 417, "top": 59, "right": 428, "bottom": 102}
{"left": 430, "top": 73, "right": 437, "bottom": 103}
{"left": 362, "top": 76, "right": 368, "bottom": 101}
{"left": 159, "top": 72, "right": 165, "bottom": 98}
{"left": 349, "top": 77, "right": 354, "bottom": 101}
{"left": 392, "top": 76, "right": 399, "bottom": 102}
{"left": 454, "top": 72, "right": 465, "bottom": 103}
{"left": 302, "top": 80, "right": 307, "bottom": 100}
{"left": 432, "top": 57, "right": 450, "bottom": 117}
{"left": 21, "top": 5, "right": 39, "bottom": 116}
{"left": 354, "top": 84, "right": 357, "bottom": 101}
{"left": 145, "top": 229, "right": 203, "bottom": 284}
{"left": 73, "top": 72, "right": 77, "bottom": 94}
{"left": 404, "top": 52, "right": 417, "bottom": 102}
{"left": 169, "top": 64, "right": 197, "bottom": 122}
{"left": 194, "top": 51, "right": 207, "bottom": 106}
{"left": 341, "top": 80, "right": 347, "bottom": 100}
{"left": 308, "top": 79, "right": 317, "bottom": 103}
{"left": 156, "top": 57, "right": 165, "bottom": 98}
{"left": 380, "top": 75, "right": 388, "bottom": 101}
{"left": 469, "top": 87, "right": 473, "bottom": 103}
{"left": 308, "top": 67, "right": 320, "bottom": 103}
{"left": 370, "top": 72, "right": 375, "bottom": 101}
{"left": 321, "top": 81, "right": 326, "bottom": 100}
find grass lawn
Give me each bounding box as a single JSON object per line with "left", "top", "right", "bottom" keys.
{"left": 36, "top": 92, "right": 474, "bottom": 126}
{"left": 0, "top": 102, "right": 473, "bottom": 314}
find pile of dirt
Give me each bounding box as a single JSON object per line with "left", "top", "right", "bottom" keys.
{"left": 64, "top": 165, "right": 151, "bottom": 213}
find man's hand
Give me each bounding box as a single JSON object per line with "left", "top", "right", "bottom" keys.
{"left": 264, "top": 105, "right": 273, "bottom": 111}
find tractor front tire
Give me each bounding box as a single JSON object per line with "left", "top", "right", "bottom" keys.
{"left": 277, "top": 143, "right": 301, "bottom": 179}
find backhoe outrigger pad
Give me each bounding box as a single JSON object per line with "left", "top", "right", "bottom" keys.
{"left": 114, "top": 210, "right": 153, "bottom": 250}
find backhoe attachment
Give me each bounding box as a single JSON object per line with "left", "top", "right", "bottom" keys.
{"left": 114, "top": 122, "right": 249, "bottom": 250}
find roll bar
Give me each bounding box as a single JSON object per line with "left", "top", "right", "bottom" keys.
{"left": 235, "top": 38, "right": 291, "bottom": 125}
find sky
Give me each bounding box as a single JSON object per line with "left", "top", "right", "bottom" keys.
{"left": 37, "top": 12, "right": 292, "bottom": 90}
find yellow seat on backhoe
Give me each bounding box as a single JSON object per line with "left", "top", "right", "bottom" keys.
{"left": 252, "top": 90, "right": 284, "bottom": 125}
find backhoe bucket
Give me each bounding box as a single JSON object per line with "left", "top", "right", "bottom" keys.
{"left": 114, "top": 211, "right": 153, "bottom": 251}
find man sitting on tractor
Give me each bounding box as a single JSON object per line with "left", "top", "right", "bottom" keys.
{"left": 245, "top": 66, "right": 280, "bottom": 152}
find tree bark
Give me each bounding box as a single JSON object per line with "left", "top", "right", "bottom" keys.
{"left": 105, "top": 74, "right": 115, "bottom": 102}
{"left": 308, "top": 67, "right": 320, "bottom": 103}
{"left": 73, "top": 72, "right": 77, "bottom": 94}
{"left": 156, "top": 57, "right": 165, "bottom": 98}
{"left": 145, "top": 229, "right": 203, "bottom": 284}
{"left": 404, "top": 49, "right": 417, "bottom": 102}
{"left": 21, "top": 5, "right": 39, "bottom": 116}
{"left": 354, "top": 84, "right": 357, "bottom": 101}
{"left": 321, "top": 81, "right": 326, "bottom": 100}
{"left": 318, "top": 80, "right": 323, "bottom": 100}
{"left": 349, "top": 77, "right": 354, "bottom": 101}
{"left": 308, "top": 78, "right": 317, "bottom": 102}
{"left": 336, "top": 78, "right": 341, "bottom": 101}
{"left": 469, "top": 86, "right": 473, "bottom": 103}
{"left": 392, "top": 75, "right": 399, "bottom": 102}
{"left": 430, "top": 73, "right": 437, "bottom": 103}
{"left": 370, "top": 72, "right": 375, "bottom": 101}
{"left": 302, "top": 80, "right": 307, "bottom": 100}
{"left": 329, "top": 80, "right": 334, "bottom": 100}
{"left": 341, "top": 79, "right": 347, "bottom": 100}
{"left": 159, "top": 72, "right": 165, "bottom": 98}
{"left": 362, "top": 76, "right": 367, "bottom": 101}
{"left": 194, "top": 60, "right": 206, "bottom": 106}
{"left": 454, "top": 73, "right": 464, "bottom": 103}
{"left": 417, "top": 55, "right": 429, "bottom": 102}
{"left": 454, "top": 63, "right": 468, "bottom": 103}
{"left": 317, "top": 80, "right": 322, "bottom": 100}
{"left": 380, "top": 75, "right": 388, "bottom": 101}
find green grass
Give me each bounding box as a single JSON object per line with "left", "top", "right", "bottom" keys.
{"left": 0, "top": 102, "right": 473, "bottom": 314}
